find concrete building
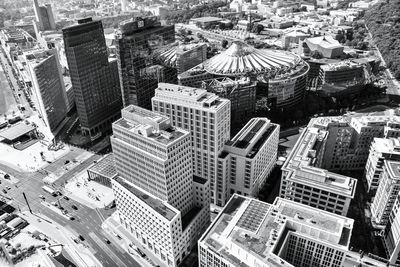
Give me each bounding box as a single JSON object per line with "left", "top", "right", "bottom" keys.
{"left": 280, "top": 117, "right": 357, "bottom": 216}
{"left": 111, "top": 105, "right": 209, "bottom": 267}
{"left": 32, "top": 0, "right": 56, "bottom": 32}
{"left": 24, "top": 49, "right": 68, "bottom": 134}
{"left": 87, "top": 154, "right": 117, "bottom": 187}
{"left": 371, "top": 160, "right": 400, "bottom": 227}
{"left": 152, "top": 83, "right": 231, "bottom": 206}
{"left": 159, "top": 43, "right": 208, "bottom": 75}
{"left": 63, "top": 18, "right": 122, "bottom": 140}
{"left": 365, "top": 138, "right": 400, "bottom": 193}
{"left": 115, "top": 16, "right": 176, "bottom": 109}
{"left": 199, "top": 194, "right": 387, "bottom": 267}
{"left": 383, "top": 194, "right": 400, "bottom": 265}
{"left": 217, "top": 118, "right": 280, "bottom": 205}
{"left": 304, "top": 36, "right": 344, "bottom": 59}
{"left": 319, "top": 61, "right": 364, "bottom": 87}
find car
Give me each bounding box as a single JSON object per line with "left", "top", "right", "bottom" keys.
{"left": 3, "top": 174, "right": 10, "bottom": 179}
{"left": 104, "top": 238, "right": 111, "bottom": 244}
{"left": 71, "top": 205, "right": 78, "bottom": 210}
{"left": 62, "top": 210, "right": 68, "bottom": 215}
{"left": 69, "top": 217, "right": 75, "bottom": 221}
{"left": 63, "top": 196, "right": 69, "bottom": 201}
{"left": 39, "top": 195, "right": 45, "bottom": 200}
{"left": 2, "top": 189, "right": 7, "bottom": 194}
{"left": 51, "top": 202, "right": 58, "bottom": 207}
{"left": 78, "top": 235, "right": 85, "bottom": 241}
{"left": 6, "top": 186, "right": 11, "bottom": 190}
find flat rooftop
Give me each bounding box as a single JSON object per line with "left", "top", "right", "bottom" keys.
{"left": 190, "top": 17, "right": 222, "bottom": 23}
{"left": 0, "top": 123, "right": 36, "bottom": 141}
{"left": 200, "top": 195, "right": 353, "bottom": 267}
{"left": 385, "top": 160, "right": 400, "bottom": 178}
{"left": 87, "top": 154, "right": 117, "bottom": 179}
{"left": 113, "top": 176, "right": 177, "bottom": 221}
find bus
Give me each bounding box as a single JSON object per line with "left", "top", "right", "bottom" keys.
{"left": 42, "top": 186, "right": 57, "bottom": 197}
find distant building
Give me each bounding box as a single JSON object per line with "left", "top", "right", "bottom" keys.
{"left": 365, "top": 138, "right": 400, "bottom": 193}
{"left": 111, "top": 105, "right": 209, "bottom": 267}
{"left": 158, "top": 43, "right": 208, "bottom": 75}
{"left": 217, "top": 118, "right": 279, "bottom": 204}
{"left": 319, "top": 61, "right": 364, "bottom": 86}
{"left": 24, "top": 49, "right": 68, "bottom": 134}
{"left": 115, "top": 16, "right": 176, "bottom": 109}
{"left": 32, "top": 0, "right": 56, "bottom": 32}
{"left": 199, "top": 194, "right": 388, "bottom": 267}
{"left": 371, "top": 160, "right": 400, "bottom": 226}
{"left": 152, "top": 83, "right": 231, "bottom": 206}
{"left": 189, "top": 17, "right": 222, "bottom": 29}
{"left": 304, "top": 36, "right": 344, "bottom": 59}
{"left": 63, "top": 18, "right": 122, "bottom": 140}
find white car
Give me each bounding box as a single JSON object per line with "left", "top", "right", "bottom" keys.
{"left": 39, "top": 195, "right": 45, "bottom": 200}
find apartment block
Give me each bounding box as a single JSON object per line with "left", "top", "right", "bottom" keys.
{"left": 217, "top": 118, "right": 279, "bottom": 205}
{"left": 383, "top": 194, "right": 400, "bottom": 265}
{"left": 365, "top": 138, "right": 400, "bottom": 193}
{"left": 198, "top": 194, "right": 387, "bottom": 267}
{"left": 111, "top": 105, "right": 209, "bottom": 267}
{"left": 152, "top": 83, "right": 231, "bottom": 206}
{"left": 371, "top": 160, "right": 400, "bottom": 226}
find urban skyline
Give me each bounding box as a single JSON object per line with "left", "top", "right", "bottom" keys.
{"left": 0, "top": 0, "right": 400, "bottom": 266}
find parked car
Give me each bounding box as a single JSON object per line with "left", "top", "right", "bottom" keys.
{"left": 2, "top": 189, "right": 7, "bottom": 194}
{"left": 63, "top": 196, "right": 69, "bottom": 201}
{"left": 104, "top": 238, "right": 111, "bottom": 244}
{"left": 71, "top": 205, "right": 78, "bottom": 210}
{"left": 78, "top": 235, "right": 85, "bottom": 241}
{"left": 6, "top": 186, "right": 11, "bottom": 190}
{"left": 51, "top": 202, "right": 58, "bottom": 207}
{"left": 39, "top": 195, "right": 45, "bottom": 200}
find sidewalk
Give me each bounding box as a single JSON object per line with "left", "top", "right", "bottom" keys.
{"left": 102, "top": 212, "right": 155, "bottom": 267}
{"left": 19, "top": 211, "right": 102, "bottom": 267}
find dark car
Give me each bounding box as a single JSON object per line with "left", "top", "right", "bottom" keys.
{"left": 104, "top": 238, "right": 111, "bottom": 244}
{"left": 69, "top": 217, "right": 75, "bottom": 221}
{"left": 78, "top": 235, "right": 85, "bottom": 241}
{"left": 71, "top": 205, "right": 78, "bottom": 210}
{"left": 63, "top": 196, "right": 69, "bottom": 201}
{"left": 2, "top": 189, "right": 7, "bottom": 194}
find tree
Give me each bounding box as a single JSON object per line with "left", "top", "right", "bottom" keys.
{"left": 221, "top": 39, "right": 229, "bottom": 48}
{"left": 310, "top": 50, "right": 323, "bottom": 59}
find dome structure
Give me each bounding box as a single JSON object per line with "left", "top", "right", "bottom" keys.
{"left": 203, "top": 41, "right": 303, "bottom": 77}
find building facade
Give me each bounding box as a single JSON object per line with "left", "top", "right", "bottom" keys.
{"left": 371, "top": 160, "right": 400, "bottom": 227}
{"left": 365, "top": 138, "right": 400, "bottom": 193}
{"left": 217, "top": 118, "right": 279, "bottom": 205}
{"left": 63, "top": 18, "right": 122, "bottom": 139}
{"left": 198, "top": 194, "right": 387, "bottom": 267}
{"left": 111, "top": 105, "right": 210, "bottom": 267}
{"left": 33, "top": 0, "right": 56, "bottom": 32}
{"left": 24, "top": 49, "right": 68, "bottom": 134}
{"left": 115, "top": 16, "right": 176, "bottom": 109}
{"left": 383, "top": 194, "right": 400, "bottom": 265}
{"left": 152, "top": 83, "right": 231, "bottom": 206}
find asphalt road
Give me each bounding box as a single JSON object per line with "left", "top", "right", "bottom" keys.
{"left": 0, "top": 152, "right": 140, "bottom": 267}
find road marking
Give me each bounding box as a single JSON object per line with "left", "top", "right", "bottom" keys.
{"left": 88, "top": 232, "right": 127, "bottom": 267}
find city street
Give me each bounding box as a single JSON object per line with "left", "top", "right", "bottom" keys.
{"left": 0, "top": 152, "right": 141, "bottom": 267}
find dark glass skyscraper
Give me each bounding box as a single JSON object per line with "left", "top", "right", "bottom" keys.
{"left": 115, "top": 16, "right": 176, "bottom": 109}
{"left": 63, "top": 18, "right": 122, "bottom": 139}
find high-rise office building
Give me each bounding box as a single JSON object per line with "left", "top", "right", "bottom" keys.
{"left": 371, "top": 160, "right": 400, "bottom": 227}
{"left": 199, "top": 194, "right": 387, "bottom": 267}
{"left": 365, "top": 138, "right": 400, "bottom": 193}
{"left": 63, "top": 18, "right": 122, "bottom": 139}
{"left": 111, "top": 105, "right": 209, "bottom": 267}
{"left": 33, "top": 0, "right": 56, "bottom": 32}
{"left": 152, "top": 83, "right": 231, "bottom": 206}
{"left": 217, "top": 118, "right": 280, "bottom": 205}
{"left": 24, "top": 49, "right": 68, "bottom": 134}
{"left": 115, "top": 16, "right": 176, "bottom": 109}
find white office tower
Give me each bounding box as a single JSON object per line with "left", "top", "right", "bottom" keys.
{"left": 365, "top": 138, "right": 400, "bottom": 193}
{"left": 217, "top": 118, "right": 279, "bottom": 205}
{"left": 25, "top": 49, "right": 68, "bottom": 134}
{"left": 281, "top": 117, "right": 357, "bottom": 216}
{"left": 111, "top": 105, "right": 210, "bottom": 267}
{"left": 383, "top": 194, "right": 400, "bottom": 265}
{"left": 152, "top": 83, "right": 231, "bottom": 206}
{"left": 198, "top": 194, "right": 388, "bottom": 267}
{"left": 371, "top": 160, "right": 400, "bottom": 227}
{"left": 32, "top": 0, "right": 56, "bottom": 32}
